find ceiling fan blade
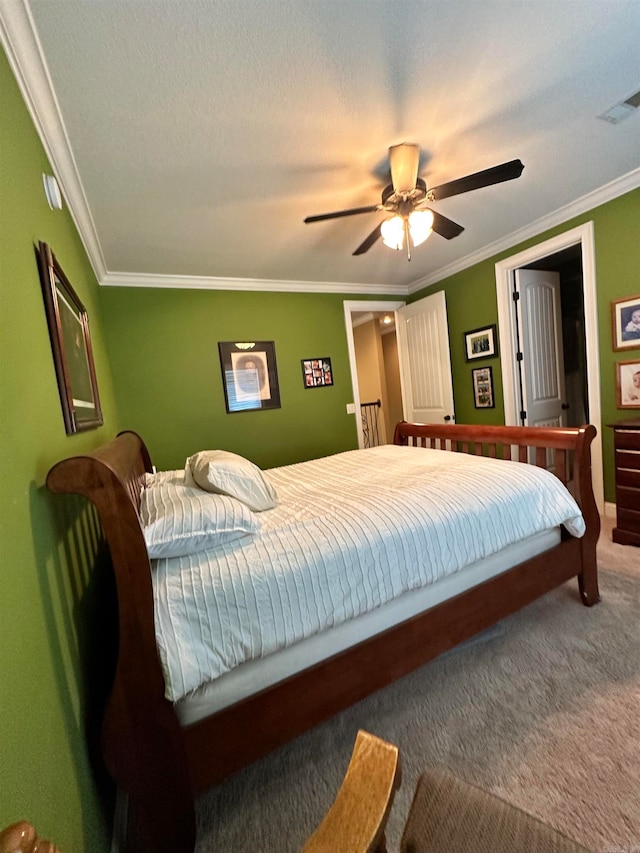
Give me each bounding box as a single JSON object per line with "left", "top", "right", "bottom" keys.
{"left": 389, "top": 143, "right": 420, "bottom": 194}
{"left": 352, "top": 225, "right": 382, "bottom": 256}
{"left": 304, "top": 205, "right": 380, "bottom": 223}
{"left": 430, "top": 159, "right": 524, "bottom": 201}
{"left": 429, "top": 209, "right": 465, "bottom": 240}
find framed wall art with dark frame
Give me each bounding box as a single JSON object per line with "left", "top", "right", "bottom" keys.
{"left": 36, "top": 241, "right": 103, "bottom": 435}
{"left": 463, "top": 324, "right": 498, "bottom": 361}
{"left": 612, "top": 294, "right": 640, "bottom": 351}
{"left": 218, "top": 340, "right": 280, "bottom": 413}
{"left": 615, "top": 359, "right": 640, "bottom": 409}
{"left": 301, "top": 357, "right": 333, "bottom": 388}
{"left": 472, "top": 365, "right": 495, "bottom": 409}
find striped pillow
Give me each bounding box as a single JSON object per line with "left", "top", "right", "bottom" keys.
{"left": 140, "top": 482, "right": 260, "bottom": 559}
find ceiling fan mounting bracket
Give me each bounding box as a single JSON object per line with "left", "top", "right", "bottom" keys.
{"left": 381, "top": 178, "right": 429, "bottom": 209}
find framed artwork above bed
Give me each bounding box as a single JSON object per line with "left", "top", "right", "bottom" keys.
{"left": 36, "top": 241, "right": 103, "bottom": 434}
{"left": 218, "top": 340, "right": 280, "bottom": 413}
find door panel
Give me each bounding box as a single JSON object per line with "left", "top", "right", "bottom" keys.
{"left": 515, "top": 269, "right": 566, "bottom": 428}
{"left": 396, "top": 290, "right": 455, "bottom": 424}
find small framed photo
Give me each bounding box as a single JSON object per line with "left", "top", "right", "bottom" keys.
{"left": 36, "top": 241, "right": 103, "bottom": 434}
{"left": 612, "top": 295, "right": 640, "bottom": 351}
{"left": 301, "top": 357, "right": 333, "bottom": 388}
{"left": 218, "top": 341, "right": 280, "bottom": 413}
{"left": 616, "top": 360, "right": 640, "bottom": 408}
{"left": 464, "top": 324, "right": 498, "bottom": 361}
{"left": 472, "top": 366, "right": 495, "bottom": 409}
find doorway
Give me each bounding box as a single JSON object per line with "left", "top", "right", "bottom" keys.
{"left": 343, "top": 300, "right": 405, "bottom": 448}
{"left": 495, "top": 222, "right": 604, "bottom": 513}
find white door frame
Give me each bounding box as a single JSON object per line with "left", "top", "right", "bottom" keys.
{"left": 344, "top": 300, "right": 405, "bottom": 449}
{"left": 495, "top": 222, "right": 604, "bottom": 514}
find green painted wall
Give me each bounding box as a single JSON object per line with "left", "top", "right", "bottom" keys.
{"left": 410, "top": 188, "right": 640, "bottom": 503}
{"left": 99, "top": 288, "right": 393, "bottom": 470}
{"left": 0, "top": 49, "right": 120, "bottom": 851}
{"left": 2, "top": 29, "right": 637, "bottom": 851}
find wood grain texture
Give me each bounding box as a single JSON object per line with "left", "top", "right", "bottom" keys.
{"left": 45, "top": 423, "right": 599, "bottom": 853}
{"left": 302, "top": 730, "right": 400, "bottom": 853}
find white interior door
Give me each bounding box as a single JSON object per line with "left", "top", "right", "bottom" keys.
{"left": 396, "top": 290, "right": 455, "bottom": 424}
{"left": 515, "top": 268, "right": 566, "bottom": 427}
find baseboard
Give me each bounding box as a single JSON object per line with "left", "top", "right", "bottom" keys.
{"left": 604, "top": 501, "right": 616, "bottom": 519}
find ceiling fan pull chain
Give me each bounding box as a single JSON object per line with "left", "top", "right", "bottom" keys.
{"left": 405, "top": 218, "right": 412, "bottom": 262}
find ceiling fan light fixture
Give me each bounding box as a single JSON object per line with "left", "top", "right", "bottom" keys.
{"left": 408, "top": 209, "right": 434, "bottom": 247}
{"left": 381, "top": 215, "right": 405, "bottom": 250}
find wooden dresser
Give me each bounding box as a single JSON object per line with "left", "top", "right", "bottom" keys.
{"left": 610, "top": 418, "right": 640, "bottom": 546}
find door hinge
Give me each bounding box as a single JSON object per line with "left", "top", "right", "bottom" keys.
{"left": 512, "top": 291, "right": 520, "bottom": 302}
{"left": 520, "top": 410, "right": 527, "bottom": 421}
{"left": 516, "top": 352, "right": 523, "bottom": 361}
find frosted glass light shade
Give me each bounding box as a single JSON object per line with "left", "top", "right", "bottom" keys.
{"left": 381, "top": 216, "right": 404, "bottom": 250}
{"left": 408, "top": 209, "right": 434, "bottom": 246}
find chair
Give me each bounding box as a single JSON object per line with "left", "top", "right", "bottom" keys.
{"left": 303, "top": 730, "right": 593, "bottom": 853}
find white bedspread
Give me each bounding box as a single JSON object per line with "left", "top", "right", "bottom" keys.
{"left": 152, "top": 445, "right": 585, "bottom": 702}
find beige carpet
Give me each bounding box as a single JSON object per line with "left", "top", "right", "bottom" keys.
{"left": 196, "top": 520, "right": 640, "bottom": 853}
{"left": 598, "top": 513, "right": 640, "bottom": 577}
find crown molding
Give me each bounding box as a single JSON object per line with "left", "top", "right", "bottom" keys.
{"left": 100, "top": 270, "right": 407, "bottom": 295}
{"left": 408, "top": 167, "right": 640, "bottom": 293}
{"left": 0, "top": 0, "right": 107, "bottom": 279}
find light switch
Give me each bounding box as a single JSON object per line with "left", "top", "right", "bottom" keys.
{"left": 346, "top": 403, "right": 356, "bottom": 414}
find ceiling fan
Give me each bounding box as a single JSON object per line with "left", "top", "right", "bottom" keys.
{"left": 304, "top": 144, "right": 524, "bottom": 259}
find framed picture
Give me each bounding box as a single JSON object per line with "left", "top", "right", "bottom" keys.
{"left": 464, "top": 324, "right": 498, "bottom": 361}
{"left": 472, "top": 365, "right": 495, "bottom": 409}
{"left": 616, "top": 359, "right": 640, "bottom": 408}
{"left": 218, "top": 341, "right": 280, "bottom": 413}
{"left": 36, "top": 241, "right": 103, "bottom": 434}
{"left": 612, "top": 294, "right": 640, "bottom": 351}
{"left": 301, "top": 357, "right": 333, "bottom": 388}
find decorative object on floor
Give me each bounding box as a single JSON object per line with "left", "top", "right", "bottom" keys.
{"left": 615, "top": 359, "right": 640, "bottom": 408}
{"left": 463, "top": 324, "right": 498, "bottom": 361}
{"left": 218, "top": 340, "right": 280, "bottom": 413}
{"left": 611, "top": 294, "right": 640, "bottom": 351}
{"left": 194, "top": 568, "right": 639, "bottom": 852}
{"left": 36, "top": 241, "right": 103, "bottom": 434}
{"left": 301, "top": 357, "right": 333, "bottom": 388}
{"left": 471, "top": 366, "right": 494, "bottom": 409}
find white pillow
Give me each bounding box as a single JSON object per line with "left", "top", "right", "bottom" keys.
{"left": 187, "top": 450, "right": 278, "bottom": 512}
{"left": 144, "top": 469, "right": 185, "bottom": 488}
{"left": 140, "top": 482, "right": 260, "bottom": 559}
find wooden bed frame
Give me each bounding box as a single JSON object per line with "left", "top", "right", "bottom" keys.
{"left": 46, "top": 421, "right": 600, "bottom": 853}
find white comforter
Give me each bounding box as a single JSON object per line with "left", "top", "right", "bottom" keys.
{"left": 152, "top": 444, "right": 585, "bottom": 702}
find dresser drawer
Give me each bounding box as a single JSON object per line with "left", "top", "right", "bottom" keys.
{"left": 614, "top": 429, "right": 640, "bottom": 451}
{"left": 616, "top": 506, "right": 640, "bottom": 535}
{"left": 615, "top": 449, "right": 640, "bottom": 470}
{"left": 615, "top": 467, "right": 640, "bottom": 488}
{"left": 616, "top": 485, "right": 640, "bottom": 512}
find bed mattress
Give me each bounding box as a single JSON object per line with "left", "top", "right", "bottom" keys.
{"left": 152, "top": 444, "right": 585, "bottom": 705}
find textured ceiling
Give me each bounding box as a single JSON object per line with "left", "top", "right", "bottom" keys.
{"left": 4, "top": 0, "right": 640, "bottom": 292}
